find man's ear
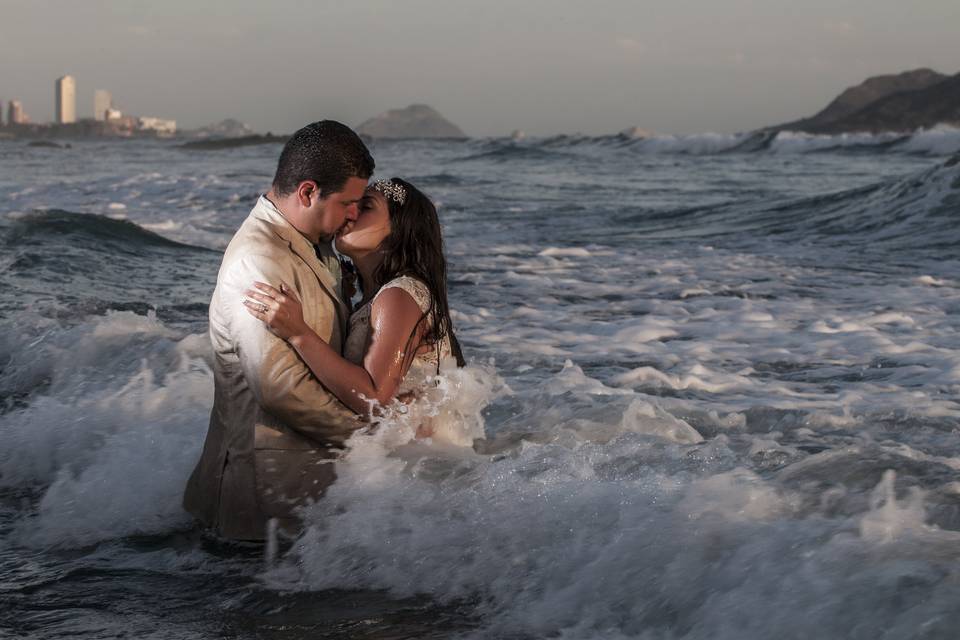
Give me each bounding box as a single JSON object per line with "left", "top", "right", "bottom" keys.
{"left": 296, "top": 180, "right": 321, "bottom": 207}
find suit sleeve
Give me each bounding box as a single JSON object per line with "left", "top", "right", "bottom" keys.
{"left": 223, "top": 254, "right": 361, "bottom": 446}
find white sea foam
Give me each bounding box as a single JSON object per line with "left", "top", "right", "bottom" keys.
{"left": 896, "top": 124, "right": 960, "bottom": 155}
{"left": 1, "top": 312, "right": 211, "bottom": 546}
{"left": 769, "top": 130, "right": 905, "bottom": 153}
{"left": 538, "top": 247, "right": 593, "bottom": 257}
{"left": 609, "top": 127, "right": 960, "bottom": 156}
{"left": 269, "top": 432, "right": 960, "bottom": 638}
{"left": 627, "top": 132, "right": 746, "bottom": 154}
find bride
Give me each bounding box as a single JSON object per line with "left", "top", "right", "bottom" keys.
{"left": 243, "top": 177, "right": 465, "bottom": 421}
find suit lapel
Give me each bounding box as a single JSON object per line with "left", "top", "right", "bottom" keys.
{"left": 252, "top": 197, "right": 349, "bottom": 329}
{"left": 287, "top": 240, "right": 349, "bottom": 322}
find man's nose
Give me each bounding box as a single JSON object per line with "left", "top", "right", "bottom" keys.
{"left": 346, "top": 204, "right": 359, "bottom": 221}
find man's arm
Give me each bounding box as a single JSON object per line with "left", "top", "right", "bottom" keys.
{"left": 243, "top": 283, "right": 427, "bottom": 418}
{"left": 224, "top": 254, "right": 361, "bottom": 445}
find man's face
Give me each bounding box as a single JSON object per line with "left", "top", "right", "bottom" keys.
{"left": 310, "top": 176, "right": 368, "bottom": 238}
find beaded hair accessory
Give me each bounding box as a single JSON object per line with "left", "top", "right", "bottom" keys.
{"left": 372, "top": 179, "right": 407, "bottom": 206}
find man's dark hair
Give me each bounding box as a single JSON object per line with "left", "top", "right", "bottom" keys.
{"left": 272, "top": 120, "right": 374, "bottom": 197}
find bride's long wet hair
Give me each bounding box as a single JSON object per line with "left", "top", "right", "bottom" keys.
{"left": 371, "top": 177, "right": 466, "bottom": 368}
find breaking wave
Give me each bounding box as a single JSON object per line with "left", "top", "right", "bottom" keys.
{"left": 461, "top": 125, "right": 960, "bottom": 159}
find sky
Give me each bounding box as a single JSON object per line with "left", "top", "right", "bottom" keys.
{"left": 1, "top": 0, "right": 959, "bottom": 137}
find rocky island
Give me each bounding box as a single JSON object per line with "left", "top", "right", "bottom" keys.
{"left": 179, "top": 133, "right": 287, "bottom": 150}
{"left": 767, "top": 68, "right": 960, "bottom": 134}
{"left": 356, "top": 104, "right": 467, "bottom": 139}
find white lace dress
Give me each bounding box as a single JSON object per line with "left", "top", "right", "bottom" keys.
{"left": 342, "top": 276, "right": 453, "bottom": 394}
{"left": 342, "top": 276, "right": 484, "bottom": 447}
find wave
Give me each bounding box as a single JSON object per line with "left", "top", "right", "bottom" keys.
{"left": 617, "top": 153, "right": 960, "bottom": 251}
{"left": 0, "top": 210, "right": 218, "bottom": 324}
{"left": 752, "top": 153, "right": 960, "bottom": 249}
{"left": 471, "top": 125, "right": 960, "bottom": 158}
{"left": 456, "top": 139, "right": 576, "bottom": 163}
{"left": 2, "top": 209, "right": 210, "bottom": 253}
{"left": 777, "top": 155, "right": 960, "bottom": 247}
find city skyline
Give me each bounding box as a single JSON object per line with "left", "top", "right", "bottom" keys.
{"left": 2, "top": 75, "right": 106, "bottom": 126}
{"left": 2, "top": 75, "right": 107, "bottom": 126}
{"left": 1, "top": 1, "right": 959, "bottom": 136}
{"left": 1, "top": 73, "right": 175, "bottom": 135}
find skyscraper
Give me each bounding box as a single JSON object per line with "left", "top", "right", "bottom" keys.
{"left": 55, "top": 75, "right": 76, "bottom": 124}
{"left": 8, "top": 100, "right": 26, "bottom": 125}
{"left": 93, "top": 89, "right": 112, "bottom": 121}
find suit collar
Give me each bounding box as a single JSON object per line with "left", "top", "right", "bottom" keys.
{"left": 252, "top": 195, "right": 313, "bottom": 247}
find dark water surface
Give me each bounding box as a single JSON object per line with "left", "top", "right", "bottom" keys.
{"left": 2, "top": 133, "right": 960, "bottom": 638}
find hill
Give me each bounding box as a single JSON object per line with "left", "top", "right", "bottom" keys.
{"left": 770, "top": 69, "right": 960, "bottom": 133}
{"left": 356, "top": 104, "right": 466, "bottom": 139}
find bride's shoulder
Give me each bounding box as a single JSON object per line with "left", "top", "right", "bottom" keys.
{"left": 376, "top": 275, "right": 431, "bottom": 312}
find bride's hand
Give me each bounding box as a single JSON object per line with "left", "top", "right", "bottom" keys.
{"left": 242, "top": 281, "right": 310, "bottom": 341}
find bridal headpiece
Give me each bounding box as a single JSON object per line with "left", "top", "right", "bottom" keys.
{"left": 372, "top": 179, "right": 407, "bottom": 206}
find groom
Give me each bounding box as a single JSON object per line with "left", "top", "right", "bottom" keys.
{"left": 183, "top": 120, "right": 374, "bottom": 541}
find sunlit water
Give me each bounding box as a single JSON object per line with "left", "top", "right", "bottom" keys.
{"left": 2, "top": 129, "right": 960, "bottom": 639}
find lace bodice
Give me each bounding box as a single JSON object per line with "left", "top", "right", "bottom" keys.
{"left": 342, "top": 276, "right": 453, "bottom": 393}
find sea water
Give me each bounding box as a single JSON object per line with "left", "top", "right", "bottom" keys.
{"left": 1, "top": 129, "right": 960, "bottom": 638}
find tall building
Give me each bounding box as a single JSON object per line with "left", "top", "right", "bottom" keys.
{"left": 8, "top": 100, "right": 26, "bottom": 125}
{"left": 55, "top": 75, "right": 76, "bottom": 124}
{"left": 93, "top": 89, "right": 112, "bottom": 121}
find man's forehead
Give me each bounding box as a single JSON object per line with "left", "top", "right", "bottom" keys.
{"left": 334, "top": 176, "right": 369, "bottom": 201}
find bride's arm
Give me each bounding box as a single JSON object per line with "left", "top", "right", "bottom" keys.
{"left": 243, "top": 282, "right": 424, "bottom": 417}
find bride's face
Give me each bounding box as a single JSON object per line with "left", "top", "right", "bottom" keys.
{"left": 335, "top": 190, "right": 391, "bottom": 258}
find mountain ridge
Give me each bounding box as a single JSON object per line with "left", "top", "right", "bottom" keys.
{"left": 768, "top": 68, "right": 960, "bottom": 134}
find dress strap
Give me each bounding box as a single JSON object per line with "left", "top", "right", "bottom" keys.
{"left": 374, "top": 276, "right": 447, "bottom": 374}
{"left": 375, "top": 276, "right": 432, "bottom": 313}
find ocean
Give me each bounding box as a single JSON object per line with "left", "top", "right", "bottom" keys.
{"left": 1, "top": 127, "right": 960, "bottom": 639}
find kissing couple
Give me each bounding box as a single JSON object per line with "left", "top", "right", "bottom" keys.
{"left": 183, "top": 120, "right": 465, "bottom": 541}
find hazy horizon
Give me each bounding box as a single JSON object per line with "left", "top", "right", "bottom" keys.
{"left": 2, "top": 0, "right": 959, "bottom": 136}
